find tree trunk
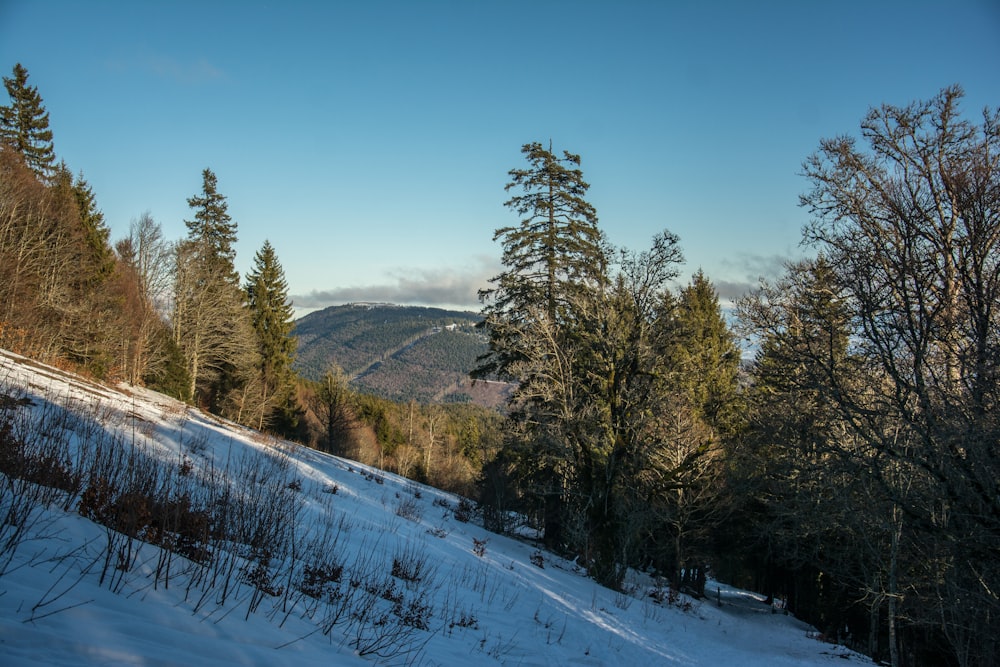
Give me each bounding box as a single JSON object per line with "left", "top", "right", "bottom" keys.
{"left": 188, "top": 341, "right": 199, "bottom": 404}
{"left": 888, "top": 504, "right": 901, "bottom": 667}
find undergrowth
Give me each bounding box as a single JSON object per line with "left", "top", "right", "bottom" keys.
{"left": 0, "top": 370, "right": 447, "bottom": 663}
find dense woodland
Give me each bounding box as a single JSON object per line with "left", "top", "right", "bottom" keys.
{"left": 0, "top": 63, "right": 997, "bottom": 667}
{"left": 293, "top": 304, "right": 482, "bottom": 380}
{"left": 291, "top": 304, "right": 497, "bottom": 404}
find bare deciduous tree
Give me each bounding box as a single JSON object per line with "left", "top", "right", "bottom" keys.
{"left": 755, "top": 85, "right": 1000, "bottom": 667}
{"left": 115, "top": 212, "right": 174, "bottom": 385}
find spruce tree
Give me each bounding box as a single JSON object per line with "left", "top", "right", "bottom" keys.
{"left": 312, "top": 364, "right": 356, "bottom": 456}
{"left": 173, "top": 168, "right": 257, "bottom": 413}
{"left": 474, "top": 141, "right": 607, "bottom": 554}
{"left": 487, "top": 142, "right": 605, "bottom": 315}
{"left": 614, "top": 269, "right": 739, "bottom": 594}
{"left": 185, "top": 168, "right": 239, "bottom": 283}
{"left": 736, "top": 257, "right": 869, "bottom": 650}
{"left": 245, "top": 240, "right": 298, "bottom": 431}
{"left": 476, "top": 141, "right": 607, "bottom": 380}
{"left": 663, "top": 270, "right": 741, "bottom": 432}
{"left": 0, "top": 63, "right": 55, "bottom": 179}
{"left": 71, "top": 171, "right": 116, "bottom": 281}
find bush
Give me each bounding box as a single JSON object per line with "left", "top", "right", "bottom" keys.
{"left": 394, "top": 495, "right": 422, "bottom": 522}
{"left": 299, "top": 561, "right": 344, "bottom": 600}
{"left": 472, "top": 537, "right": 488, "bottom": 558}
{"left": 454, "top": 497, "right": 475, "bottom": 523}
{"left": 391, "top": 543, "right": 432, "bottom": 583}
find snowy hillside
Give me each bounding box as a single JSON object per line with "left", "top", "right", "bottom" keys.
{"left": 0, "top": 349, "right": 871, "bottom": 666}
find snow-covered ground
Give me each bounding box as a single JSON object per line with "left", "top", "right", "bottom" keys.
{"left": 0, "top": 349, "right": 871, "bottom": 666}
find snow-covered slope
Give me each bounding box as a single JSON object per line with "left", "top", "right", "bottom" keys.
{"left": 0, "top": 349, "right": 871, "bottom": 666}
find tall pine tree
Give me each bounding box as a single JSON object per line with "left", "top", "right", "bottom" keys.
{"left": 474, "top": 141, "right": 608, "bottom": 553}
{"left": 664, "top": 270, "right": 741, "bottom": 433}
{"left": 71, "top": 169, "right": 116, "bottom": 282}
{"left": 0, "top": 63, "right": 55, "bottom": 179}
{"left": 184, "top": 167, "right": 239, "bottom": 283}
{"left": 475, "top": 141, "right": 607, "bottom": 380}
{"left": 487, "top": 143, "right": 605, "bottom": 312}
{"left": 245, "top": 239, "right": 298, "bottom": 431}
{"left": 173, "top": 168, "right": 257, "bottom": 412}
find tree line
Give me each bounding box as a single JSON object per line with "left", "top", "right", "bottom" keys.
{"left": 3, "top": 61, "right": 996, "bottom": 666}
{"left": 0, "top": 62, "right": 498, "bottom": 494}
{"left": 0, "top": 63, "right": 298, "bottom": 432}
{"left": 475, "top": 88, "right": 998, "bottom": 667}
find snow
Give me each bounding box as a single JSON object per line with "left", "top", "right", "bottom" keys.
{"left": 0, "top": 349, "right": 872, "bottom": 666}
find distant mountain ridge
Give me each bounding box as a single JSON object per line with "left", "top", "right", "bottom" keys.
{"left": 292, "top": 303, "right": 509, "bottom": 406}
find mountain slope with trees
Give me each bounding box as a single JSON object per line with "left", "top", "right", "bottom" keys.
{"left": 292, "top": 303, "right": 507, "bottom": 405}
{"left": 0, "top": 348, "right": 869, "bottom": 667}
{"left": 1, "top": 60, "right": 996, "bottom": 667}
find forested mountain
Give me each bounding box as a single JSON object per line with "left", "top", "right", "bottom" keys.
{"left": 292, "top": 303, "right": 510, "bottom": 406}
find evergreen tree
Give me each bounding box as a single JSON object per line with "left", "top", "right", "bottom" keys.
{"left": 173, "top": 168, "right": 258, "bottom": 414}
{"left": 474, "top": 141, "right": 608, "bottom": 554}
{"left": 245, "top": 240, "right": 298, "bottom": 431}
{"left": 37, "top": 164, "right": 120, "bottom": 376}
{"left": 185, "top": 168, "right": 239, "bottom": 283}
{"left": 0, "top": 63, "right": 55, "bottom": 179}
{"left": 736, "top": 257, "right": 885, "bottom": 655}
{"left": 737, "top": 257, "right": 855, "bottom": 550}
{"left": 664, "top": 270, "right": 741, "bottom": 433}
{"left": 477, "top": 141, "right": 607, "bottom": 359}
{"left": 310, "top": 364, "right": 356, "bottom": 456}
{"left": 622, "top": 269, "right": 739, "bottom": 594}
{"left": 71, "top": 170, "right": 116, "bottom": 281}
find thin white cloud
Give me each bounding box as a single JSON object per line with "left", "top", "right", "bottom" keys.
{"left": 292, "top": 252, "right": 799, "bottom": 313}
{"left": 292, "top": 256, "right": 499, "bottom": 312}
{"left": 710, "top": 252, "right": 804, "bottom": 303}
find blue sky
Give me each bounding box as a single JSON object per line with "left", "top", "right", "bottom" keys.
{"left": 2, "top": 1, "right": 997, "bottom": 316}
